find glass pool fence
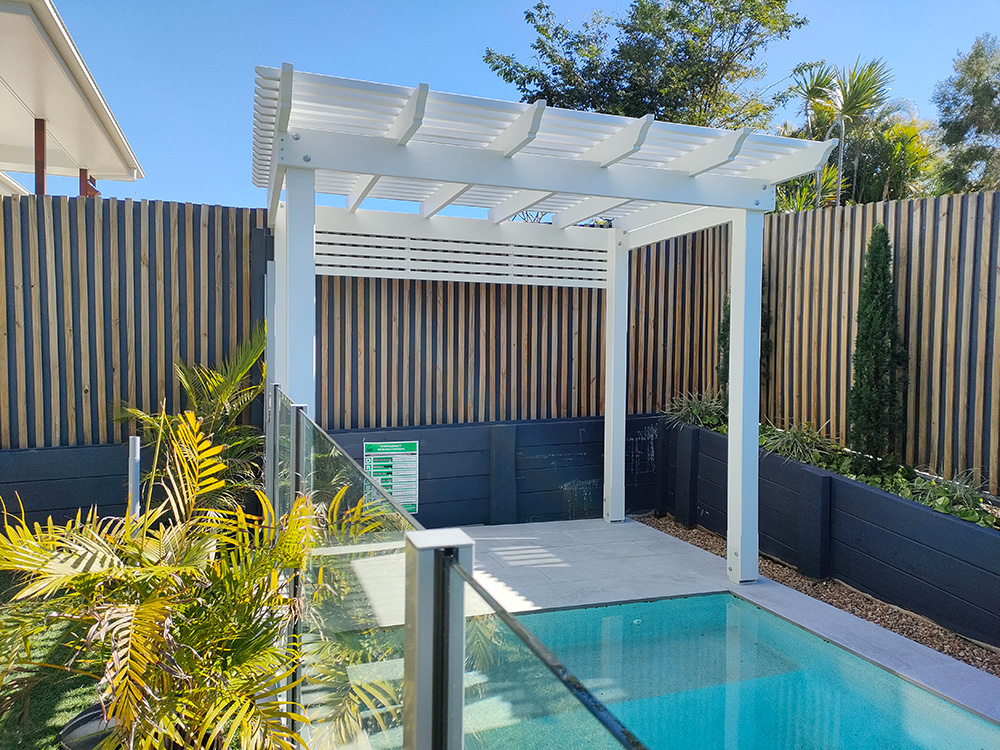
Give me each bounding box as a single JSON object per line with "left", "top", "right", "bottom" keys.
{"left": 264, "top": 384, "right": 646, "bottom": 749}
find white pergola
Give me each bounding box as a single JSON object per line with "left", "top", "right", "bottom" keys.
{"left": 253, "top": 64, "right": 835, "bottom": 583}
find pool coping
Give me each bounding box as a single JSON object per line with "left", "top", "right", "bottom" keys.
{"left": 462, "top": 518, "right": 1000, "bottom": 726}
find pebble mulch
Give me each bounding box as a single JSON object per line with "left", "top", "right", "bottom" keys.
{"left": 637, "top": 512, "right": 1000, "bottom": 679}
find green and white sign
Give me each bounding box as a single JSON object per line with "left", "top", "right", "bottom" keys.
{"left": 363, "top": 441, "right": 419, "bottom": 513}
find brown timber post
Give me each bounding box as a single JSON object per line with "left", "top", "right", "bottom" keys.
{"left": 34, "top": 118, "right": 45, "bottom": 195}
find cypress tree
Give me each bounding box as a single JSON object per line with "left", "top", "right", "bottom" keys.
{"left": 717, "top": 273, "right": 772, "bottom": 395}
{"left": 848, "top": 223, "right": 907, "bottom": 472}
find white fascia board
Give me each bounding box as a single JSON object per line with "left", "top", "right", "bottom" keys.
{"left": 625, "top": 207, "right": 737, "bottom": 248}
{"left": 347, "top": 174, "right": 379, "bottom": 212}
{"left": 486, "top": 100, "right": 546, "bottom": 157}
{"left": 282, "top": 128, "right": 775, "bottom": 212}
{"left": 0, "top": 171, "right": 29, "bottom": 196}
{"left": 488, "top": 189, "right": 552, "bottom": 223}
{"left": 420, "top": 182, "right": 471, "bottom": 217}
{"left": 615, "top": 202, "right": 702, "bottom": 233}
{"left": 741, "top": 139, "right": 838, "bottom": 183}
{"left": 315, "top": 205, "right": 611, "bottom": 251}
{"left": 580, "top": 114, "right": 654, "bottom": 167}
{"left": 386, "top": 83, "right": 429, "bottom": 144}
{"left": 552, "top": 196, "right": 629, "bottom": 228}
{"left": 666, "top": 127, "right": 751, "bottom": 177}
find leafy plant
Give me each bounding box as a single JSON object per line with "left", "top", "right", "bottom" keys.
{"left": 121, "top": 322, "right": 266, "bottom": 507}
{"left": 847, "top": 224, "right": 907, "bottom": 474}
{"left": 662, "top": 391, "right": 728, "bottom": 432}
{"left": 759, "top": 421, "right": 841, "bottom": 466}
{"left": 0, "top": 412, "right": 314, "bottom": 749}
{"left": 906, "top": 471, "right": 998, "bottom": 529}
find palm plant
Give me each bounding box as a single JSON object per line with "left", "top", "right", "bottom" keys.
{"left": 791, "top": 58, "right": 896, "bottom": 206}
{"left": 121, "top": 322, "right": 267, "bottom": 507}
{"left": 0, "top": 412, "right": 315, "bottom": 749}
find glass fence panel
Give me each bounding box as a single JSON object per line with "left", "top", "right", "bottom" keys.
{"left": 294, "top": 409, "right": 421, "bottom": 749}
{"left": 456, "top": 564, "right": 642, "bottom": 750}
{"left": 274, "top": 389, "right": 295, "bottom": 518}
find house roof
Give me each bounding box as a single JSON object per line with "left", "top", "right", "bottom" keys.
{"left": 0, "top": 0, "right": 143, "bottom": 181}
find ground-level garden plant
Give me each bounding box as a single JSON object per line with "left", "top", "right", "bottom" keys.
{"left": 0, "top": 412, "right": 315, "bottom": 749}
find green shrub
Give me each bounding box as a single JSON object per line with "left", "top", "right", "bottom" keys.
{"left": 906, "top": 471, "right": 998, "bottom": 528}
{"left": 759, "top": 421, "right": 842, "bottom": 467}
{"left": 848, "top": 223, "right": 907, "bottom": 473}
{"left": 661, "top": 391, "right": 728, "bottom": 432}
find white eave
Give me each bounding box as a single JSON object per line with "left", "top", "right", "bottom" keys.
{"left": 0, "top": 170, "right": 29, "bottom": 195}
{"left": 0, "top": 0, "right": 143, "bottom": 181}
{"left": 251, "top": 66, "right": 835, "bottom": 229}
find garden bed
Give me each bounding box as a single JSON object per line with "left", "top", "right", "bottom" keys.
{"left": 657, "top": 422, "right": 1000, "bottom": 648}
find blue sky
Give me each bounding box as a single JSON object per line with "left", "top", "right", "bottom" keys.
{"left": 23, "top": 0, "right": 1000, "bottom": 207}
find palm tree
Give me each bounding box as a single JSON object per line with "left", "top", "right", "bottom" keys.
{"left": 793, "top": 58, "right": 896, "bottom": 206}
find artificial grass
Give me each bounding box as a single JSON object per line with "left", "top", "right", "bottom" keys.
{"left": 0, "top": 572, "right": 98, "bottom": 750}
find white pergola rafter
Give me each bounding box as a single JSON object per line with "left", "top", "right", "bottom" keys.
{"left": 254, "top": 65, "right": 835, "bottom": 584}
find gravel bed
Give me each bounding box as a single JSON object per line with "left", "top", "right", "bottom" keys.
{"left": 637, "top": 512, "right": 1000, "bottom": 678}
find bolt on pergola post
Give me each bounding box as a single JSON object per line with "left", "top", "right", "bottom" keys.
{"left": 253, "top": 63, "right": 835, "bottom": 582}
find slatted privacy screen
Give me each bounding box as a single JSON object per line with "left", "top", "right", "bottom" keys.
{"left": 0, "top": 196, "right": 266, "bottom": 450}
{"left": 315, "top": 224, "right": 730, "bottom": 430}
{"left": 315, "top": 231, "right": 608, "bottom": 287}
{"left": 765, "top": 193, "right": 1000, "bottom": 492}
{"left": 313, "top": 207, "right": 609, "bottom": 288}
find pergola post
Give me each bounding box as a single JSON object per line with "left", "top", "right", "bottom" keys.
{"left": 283, "top": 167, "right": 317, "bottom": 413}
{"left": 272, "top": 204, "right": 289, "bottom": 391}
{"left": 603, "top": 227, "right": 628, "bottom": 522}
{"left": 726, "top": 209, "right": 766, "bottom": 583}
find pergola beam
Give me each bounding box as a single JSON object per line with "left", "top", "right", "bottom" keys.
{"left": 742, "top": 139, "right": 837, "bottom": 182}
{"left": 582, "top": 114, "right": 654, "bottom": 167}
{"left": 280, "top": 128, "right": 776, "bottom": 211}
{"left": 552, "top": 196, "right": 628, "bottom": 229}
{"left": 420, "top": 182, "right": 471, "bottom": 218}
{"left": 266, "top": 63, "right": 294, "bottom": 226}
{"left": 667, "top": 127, "right": 751, "bottom": 177}
{"left": 625, "top": 207, "right": 734, "bottom": 248}
{"left": 347, "top": 174, "right": 379, "bottom": 212}
{"left": 487, "top": 100, "right": 546, "bottom": 157}
{"left": 615, "top": 202, "right": 701, "bottom": 233}
{"left": 386, "top": 83, "right": 429, "bottom": 145}
{"left": 488, "top": 189, "right": 552, "bottom": 223}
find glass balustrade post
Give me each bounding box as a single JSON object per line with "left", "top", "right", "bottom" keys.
{"left": 265, "top": 383, "right": 280, "bottom": 504}
{"left": 403, "top": 529, "right": 475, "bottom": 750}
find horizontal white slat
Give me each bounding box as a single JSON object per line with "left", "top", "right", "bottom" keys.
{"left": 315, "top": 262, "right": 605, "bottom": 288}
{"left": 316, "top": 232, "right": 606, "bottom": 262}
{"left": 316, "top": 252, "right": 606, "bottom": 280}
{"left": 316, "top": 244, "right": 607, "bottom": 273}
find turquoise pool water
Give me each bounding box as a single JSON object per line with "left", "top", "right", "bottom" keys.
{"left": 518, "top": 594, "right": 1000, "bottom": 750}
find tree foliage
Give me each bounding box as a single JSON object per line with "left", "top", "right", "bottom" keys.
{"left": 485, "top": 0, "right": 805, "bottom": 129}
{"left": 848, "top": 224, "right": 906, "bottom": 473}
{"left": 933, "top": 33, "right": 1000, "bottom": 192}
{"left": 785, "top": 58, "right": 936, "bottom": 206}
{"left": 716, "top": 272, "right": 772, "bottom": 396}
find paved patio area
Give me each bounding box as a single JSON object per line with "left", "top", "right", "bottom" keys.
{"left": 462, "top": 518, "right": 1000, "bottom": 724}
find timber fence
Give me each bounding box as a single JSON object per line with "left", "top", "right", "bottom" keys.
{"left": 0, "top": 196, "right": 266, "bottom": 450}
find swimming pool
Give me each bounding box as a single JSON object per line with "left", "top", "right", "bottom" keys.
{"left": 518, "top": 593, "right": 1000, "bottom": 750}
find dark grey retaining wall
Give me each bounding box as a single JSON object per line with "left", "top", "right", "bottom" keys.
{"left": 0, "top": 443, "right": 129, "bottom": 526}
{"left": 330, "top": 415, "right": 660, "bottom": 529}
{"left": 671, "top": 422, "right": 1000, "bottom": 648}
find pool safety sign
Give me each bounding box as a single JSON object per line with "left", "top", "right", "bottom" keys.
{"left": 363, "top": 441, "right": 419, "bottom": 513}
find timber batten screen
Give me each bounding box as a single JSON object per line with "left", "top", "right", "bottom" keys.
{"left": 254, "top": 63, "right": 834, "bottom": 579}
